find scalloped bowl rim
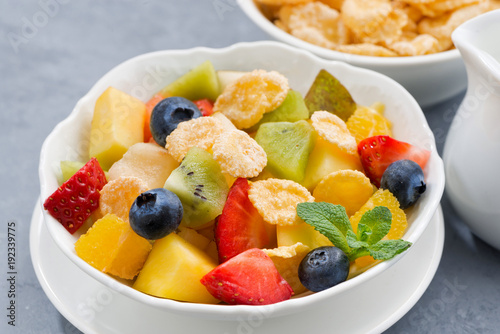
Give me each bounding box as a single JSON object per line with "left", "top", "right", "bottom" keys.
{"left": 236, "top": 0, "right": 460, "bottom": 67}
{"left": 39, "top": 41, "right": 445, "bottom": 320}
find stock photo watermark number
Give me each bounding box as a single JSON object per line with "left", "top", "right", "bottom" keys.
{"left": 6, "top": 221, "right": 17, "bottom": 327}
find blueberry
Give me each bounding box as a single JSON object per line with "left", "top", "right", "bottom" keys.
{"left": 380, "top": 159, "right": 426, "bottom": 209}
{"left": 298, "top": 246, "right": 350, "bottom": 292}
{"left": 150, "top": 97, "right": 202, "bottom": 147}
{"left": 129, "top": 188, "right": 183, "bottom": 240}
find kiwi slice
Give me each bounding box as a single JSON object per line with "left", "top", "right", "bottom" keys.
{"left": 60, "top": 161, "right": 85, "bottom": 183}
{"left": 160, "top": 60, "right": 220, "bottom": 101}
{"left": 164, "top": 147, "right": 229, "bottom": 229}
{"left": 304, "top": 69, "right": 356, "bottom": 121}
{"left": 247, "top": 90, "right": 309, "bottom": 132}
{"left": 255, "top": 120, "right": 316, "bottom": 183}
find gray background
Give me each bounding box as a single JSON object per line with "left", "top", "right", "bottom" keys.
{"left": 1, "top": 0, "right": 499, "bottom": 333}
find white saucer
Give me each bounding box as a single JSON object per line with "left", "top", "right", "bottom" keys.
{"left": 30, "top": 203, "right": 444, "bottom": 334}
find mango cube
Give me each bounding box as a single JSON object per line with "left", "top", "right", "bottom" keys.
{"left": 89, "top": 87, "right": 146, "bottom": 170}
{"left": 133, "top": 233, "right": 219, "bottom": 304}
{"left": 75, "top": 214, "right": 152, "bottom": 280}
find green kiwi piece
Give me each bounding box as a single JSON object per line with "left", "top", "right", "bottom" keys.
{"left": 255, "top": 120, "right": 316, "bottom": 183}
{"left": 247, "top": 90, "right": 309, "bottom": 132}
{"left": 60, "top": 161, "right": 85, "bottom": 183}
{"left": 160, "top": 60, "right": 220, "bottom": 101}
{"left": 304, "top": 69, "right": 356, "bottom": 121}
{"left": 163, "top": 147, "right": 229, "bottom": 229}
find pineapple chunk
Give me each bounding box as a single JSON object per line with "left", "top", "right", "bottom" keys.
{"left": 89, "top": 87, "right": 146, "bottom": 170}
{"left": 277, "top": 223, "right": 333, "bottom": 250}
{"left": 133, "top": 233, "right": 219, "bottom": 304}
{"left": 108, "top": 142, "right": 179, "bottom": 189}
{"left": 301, "top": 137, "right": 363, "bottom": 191}
{"left": 178, "top": 226, "right": 218, "bottom": 263}
{"left": 75, "top": 214, "right": 152, "bottom": 280}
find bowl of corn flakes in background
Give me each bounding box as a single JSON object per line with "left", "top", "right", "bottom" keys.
{"left": 238, "top": 0, "right": 500, "bottom": 107}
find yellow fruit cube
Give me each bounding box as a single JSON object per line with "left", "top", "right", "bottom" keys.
{"left": 277, "top": 223, "right": 332, "bottom": 250}
{"left": 75, "top": 214, "right": 152, "bottom": 280}
{"left": 89, "top": 87, "right": 146, "bottom": 170}
{"left": 133, "top": 233, "right": 219, "bottom": 304}
{"left": 301, "top": 137, "right": 363, "bottom": 191}
{"left": 108, "top": 142, "right": 179, "bottom": 189}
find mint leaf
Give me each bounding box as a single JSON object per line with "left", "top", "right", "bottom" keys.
{"left": 297, "top": 203, "right": 412, "bottom": 263}
{"left": 356, "top": 223, "right": 373, "bottom": 243}
{"left": 296, "top": 202, "right": 351, "bottom": 254}
{"left": 357, "top": 206, "right": 392, "bottom": 244}
{"left": 346, "top": 230, "right": 369, "bottom": 249}
{"left": 348, "top": 247, "right": 371, "bottom": 260}
{"left": 367, "top": 239, "right": 412, "bottom": 260}
{"left": 345, "top": 230, "right": 370, "bottom": 261}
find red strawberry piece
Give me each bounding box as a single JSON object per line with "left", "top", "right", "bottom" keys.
{"left": 43, "top": 157, "right": 107, "bottom": 234}
{"left": 200, "top": 248, "right": 293, "bottom": 305}
{"left": 215, "top": 178, "right": 270, "bottom": 263}
{"left": 358, "top": 135, "right": 431, "bottom": 187}
{"left": 193, "top": 98, "right": 214, "bottom": 117}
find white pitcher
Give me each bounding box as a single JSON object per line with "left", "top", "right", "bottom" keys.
{"left": 443, "top": 9, "right": 500, "bottom": 250}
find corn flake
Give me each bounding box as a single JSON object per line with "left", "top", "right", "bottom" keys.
{"left": 311, "top": 111, "right": 357, "bottom": 155}
{"left": 335, "top": 43, "right": 398, "bottom": 56}
{"left": 212, "top": 130, "right": 267, "bottom": 178}
{"left": 389, "top": 33, "right": 440, "bottom": 56}
{"left": 418, "top": 2, "right": 490, "bottom": 41}
{"left": 342, "top": 0, "right": 407, "bottom": 45}
{"left": 99, "top": 176, "right": 149, "bottom": 222}
{"left": 263, "top": 242, "right": 311, "bottom": 294}
{"left": 248, "top": 178, "right": 314, "bottom": 226}
{"left": 213, "top": 70, "right": 289, "bottom": 129}
{"left": 165, "top": 116, "right": 227, "bottom": 162}
{"left": 278, "top": 2, "right": 351, "bottom": 49}
{"left": 256, "top": 0, "right": 314, "bottom": 5}
{"left": 405, "top": 0, "right": 481, "bottom": 18}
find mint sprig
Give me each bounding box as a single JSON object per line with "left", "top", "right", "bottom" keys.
{"left": 296, "top": 202, "right": 411, "bottom": 262}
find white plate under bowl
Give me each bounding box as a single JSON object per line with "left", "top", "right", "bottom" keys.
{"left": 38, "top": 41, "right": 445, "bottom": 320}
{"left": 237, "top": 0, "right": 467, "bottom": 107}
{"left": 31, "top": 203, "right": 444, "bottom": 334}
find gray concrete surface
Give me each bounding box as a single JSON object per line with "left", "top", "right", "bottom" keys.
{"left": 1, "top": 1, "right": 499, "bottom": 333}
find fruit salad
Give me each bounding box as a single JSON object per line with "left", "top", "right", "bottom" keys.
{"left": 43, "top": 60, "right": 430, "bottom": 306}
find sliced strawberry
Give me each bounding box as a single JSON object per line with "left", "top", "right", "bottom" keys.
{"left": 358, "top": 135, "right": 430, "bottom": 187}
{"left": 193, "top": 98, "right": 214, "bottom": 117}
{"left": 144, "top": 93, "right": 165, "bottom": 142}
{"left": 43, "top": 157, "right": 107, "bottom": 234}
{"left": 200, "top": 248, "right": 293, "bottom": 305}
{"left": 215, "top": 178, "right": 269, "bottom": 263}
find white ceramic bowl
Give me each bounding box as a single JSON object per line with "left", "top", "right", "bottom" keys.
{"left": 238, "top": 0, "right": 467, "bottom": 107}
{"left": 39, "top": 41, "right": 444, "bottom": 320}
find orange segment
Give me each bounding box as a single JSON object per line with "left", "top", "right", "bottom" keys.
{"left": 313, "top": 170, "right": 373, "bottom": 217}
{"left": 349, "top": 188, "right": 407, "bottom": 240}
{"left": 75, "top": 214, "right": 152, "bottom": 280}
{"left": 349, "top": 255, "right": 381, "bottom": 278}
{"left": 346, "top": 105, "right": 392, "bottom": 144}
{"left": 348, "top": 188, "right": 406, "bottom": 273}
{"left": 99, "top": 176, "right": 149, "bottom": 222}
